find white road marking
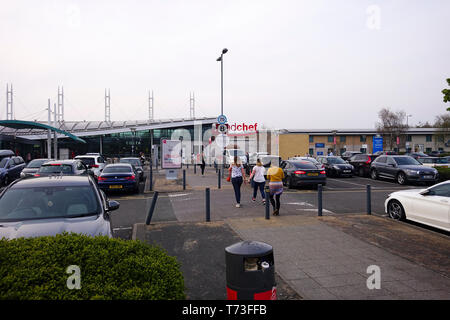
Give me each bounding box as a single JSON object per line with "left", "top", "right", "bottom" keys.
{"left": 285, "top": 202, "right": 315, "bottom": 207}
{"left": 168, "top": 193, "right": 191, "bottom": 197}
{"left": 327, "top": 178, "right": 370, "bottom": 188}
{"left": 113, "top": 227, "right": 133, "bottom": 231}
{"left": 296, "top": 208, "right": 335, "bottom": 214}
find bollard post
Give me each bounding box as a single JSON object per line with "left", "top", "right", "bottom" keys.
{"left": 145, "top": 191, "right": 159, "bottom": 225}
{"left": 194, "top": 163, "right": 197, "bottom": 174}
{"left": 218, "top": 169, "right": 221, "bottom": 189}
{"left": 149, "top": 162, "right": 153, "bottom": 191}
{"left": 318, "top": 184, "right": 323, "bottom": 217}
{"left": 206, "top": 188, "right": 211, "bottom": 222}
{"left": 183, "top": 169, "right": 186, "bottom": 190}
{"left": 265, "top": 191, "right": 270, "bottom": 220}
{"left": 366, "top": 184, "right": 372, "bottom": 215}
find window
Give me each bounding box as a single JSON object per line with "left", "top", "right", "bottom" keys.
{"left": 426, "top": 148, "right": 432, "bottom": 153}
{"left": 429, "top": 183, "right": 450, "bottom": 197}
{"left": 340, "top": 136, "right": 346, "bottom": 143}
{"left": 426, "top": 135, "right": 432, "bottom": 142}
{"left": 309, "top": 136, "right": 314, "bottom": 143}
{"left": 308, "top": 148, "right": 314, "bottom": 156}
{"left": 360, "top": 135, "right": 367, "bottom": 142}
{"left": 328, "top": 136, "right": 334, "bottom": 143}
{"left": 406, "top": 135, "right": 412, "bottom": 142}
{"left": 387, "top": 158, "right": 396, "bottom": 166}
{"left": 376, "top": 156, "right": 387, "bottom": 163}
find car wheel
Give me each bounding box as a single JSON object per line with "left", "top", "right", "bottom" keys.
{"left": 387, "top": 200, "right": 405, "bottom": 220}
{"left": 397, "top": 172, "right": 407, "bottom": 185}
{"left": 3, "top": 175, "right": 10, "bottom": 186}
{"left": 370, "top": 169, "right": 378, "bottom": 180}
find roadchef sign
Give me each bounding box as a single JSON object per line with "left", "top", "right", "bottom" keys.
{"left": 161, "top": 139, "right": 182, "bottom": 169}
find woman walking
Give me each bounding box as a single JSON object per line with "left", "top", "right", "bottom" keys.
{"left": 200, "top": 152, "right": 206, "bottom": 176}
{"left": 249, "top": 159, "right": 266, "bottom": 204}
{"left": 266, "top": 161, "right": 285, "bottom": 215}
{"left": 227, "top": 156, "right": 247, "bottom": 208}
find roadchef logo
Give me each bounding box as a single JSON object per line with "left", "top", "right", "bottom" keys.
{"left": 215, "top": 122, "right": 258, "bottom": 137}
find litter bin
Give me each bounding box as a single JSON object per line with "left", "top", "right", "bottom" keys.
{"left": 225, "top": 241, "right": 276, "bottom": 300}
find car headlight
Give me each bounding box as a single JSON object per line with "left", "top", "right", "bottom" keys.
{"left": 405, "top": 169, "right": 419, "bottom": 175}
{"left": 333, "top": 165, "right": 340, "bottom": 169}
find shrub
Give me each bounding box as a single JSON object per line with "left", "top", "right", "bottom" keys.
{"left": 436, "top": 167, "right": 450, "bottom": 182}
{"left": 0, "top": 233, "right": 185, "bottom": 300}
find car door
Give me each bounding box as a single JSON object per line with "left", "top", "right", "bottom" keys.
{"left": 6, "top": 158, "right": 16, "bottom": 178}
{"left": 409, "top": 183, "right": 450, "bottom": 231}
{"left": 385, "top": 157, "right": 398, "bottom": 179}
{"left": 375, "top": 156, "right": 388, "bottom": 178}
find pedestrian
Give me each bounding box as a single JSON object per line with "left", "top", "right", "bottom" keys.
{"left": 227, "top": 156, "right": 247, "bottom": 208}
{"left": 200, "top": 152, "right": 206, "bottom": 176}
{"left": 266, "top": 161, "right": 285, "bottom": 216}
{"left": 249, "top": 158, "right": 266, "bottom": 204}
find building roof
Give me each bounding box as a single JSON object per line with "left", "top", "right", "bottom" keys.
{"left": 280, "top": 128, "right": 445, "bottom": 135}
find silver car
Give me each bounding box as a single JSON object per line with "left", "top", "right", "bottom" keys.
{"left": 0, "top": 175, "right": 119, "bottom": 239}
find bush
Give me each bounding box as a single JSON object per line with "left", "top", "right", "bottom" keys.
{"left": 436, "top": 167, "right": 450, "bottom": 182}
{"left": 0, "top": 233, "right": 185, "bottom": 300}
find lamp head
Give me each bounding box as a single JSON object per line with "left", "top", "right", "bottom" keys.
{"left": 222, "top": 48, "right": 228, "bottom": 54}
{"left": 216, "top": 56, "right": 222, "bottom": 62}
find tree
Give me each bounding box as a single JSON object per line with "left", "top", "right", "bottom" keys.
{"left": 442, "top": 78, "right": 450, "bottom": 111}
{"left": 433, "top": 113, "right": 450, "bottom": 147}
{"left": 376, "top": 108, "right": 407, "bottom": 150}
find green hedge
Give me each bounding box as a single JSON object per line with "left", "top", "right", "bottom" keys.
{"left": 436, "top": 167, "right": 450, "bottom": 182}
{"left": 0, "top": 233, "right": 185, "bottom": 300}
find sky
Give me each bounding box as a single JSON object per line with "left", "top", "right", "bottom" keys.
{"left": 0, "top": 0, "right": 449, "bottom": 129}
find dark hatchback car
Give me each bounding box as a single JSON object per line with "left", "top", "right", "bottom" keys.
{"left": 97, "top": 164, "right": 139, "bottom": 193}
{"left": 348, "top": 154, "right": 379, "bottom": 177}
{"left": 0, "top": 176, "right": 119, "bottom": 239}
{"left": 119, "top": 157, "right": 144, "bottom": 182}
{"left": 280, "top": 160, "right": 326, "bottom": 188}
{"left": 34, "top": 160, "right": 91, "bottom": 177}
{"left": 0, "top": 155, "right": 26, "bottom": 186}
{"left": 370, "top": 155, "right": 438, "bottom": 185}
{"left": 341, "top": 151, "right": 361, "bottom": 161}
{"left": 20, "top": 158, "right": 54, "bottom": 178}
{"left": 317, "top": 156, "right": 354, "bottom": 177}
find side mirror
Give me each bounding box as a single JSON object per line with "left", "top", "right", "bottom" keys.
{"left": 419, "top": 189, "right": 431, "bottom": 196}
{"left": 107, "top": 200, "right": 120, "bottom": 212}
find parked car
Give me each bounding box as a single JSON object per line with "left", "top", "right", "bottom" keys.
{"left": 97, "top": 164, "right": 139, "bottom": 193}
{"left": 20, "top": 158, "right": 53, "bottom": 178}
{"left": 348, "top": 154, "right": 379, "bottom": 177}
{"left": 35, "top": 160, "right": 92, "bottom": 177}
{"left": 0, "top": 150, "right": 14, "bottom": 162}
{"left": 0, "top": 155, "right": 26, "bottom": 186}
{"left": 316, "top": 156, "right": 354, "bottom": 177}
{"left": 249, "top": 152, "right": 269, "bottom": 165}
{"left": 0, "top": 175, "right": 119, "bottom": 239}
{"left": 224, "top": 149, "right": 248, "bottom": 168}
{"left": 373, "top": 150, "right": 398, "bottom": 156}
{"left": 418, "top": 157, "right": 449, "bottom": 168}
{"left": 260, "top": 155, "right": 283, "bottom": 168}
{"left": 119, "top": 157, "right": 144, "bottom": 181}
{"left": 428, "top": 150, "right": 446, "bottom": 157}
{"left": 74, "top": 154, "right": 106, "bottom": 178}
{"left": 280, "top": 160, "right": 326, "bottom": 188}
{"left": 385, "top": 180, "right": 450, "bottom": 232}
{"left": 407, "top": 152, "right": 430, "bottom": 160}
{"left": 370, "top": 155, "right": 438, "bottom": 185}
{"left": 341, "top": 151, "right": 362, "bottom": 161}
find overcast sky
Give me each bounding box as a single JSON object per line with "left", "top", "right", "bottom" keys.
{"left": 0, "top": 0, "right": 449, "bottom": 129}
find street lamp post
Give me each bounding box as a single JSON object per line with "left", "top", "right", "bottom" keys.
{"left": 217, "top": 48, "right": 228, "bottom": 176}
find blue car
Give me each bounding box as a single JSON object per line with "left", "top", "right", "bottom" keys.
{"left": 0, "top": 150, "right": 26, "bottom": 186}
{"left": 97, "top": 164, "right": 139, "bottom": 193}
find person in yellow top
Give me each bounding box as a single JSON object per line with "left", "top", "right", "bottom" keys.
{"left": 266, "top": 161, "right": 285, "bottom": 216}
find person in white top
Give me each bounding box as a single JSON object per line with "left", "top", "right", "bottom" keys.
{"left": 249, "top": 158, "right": 266, "bottom": 204}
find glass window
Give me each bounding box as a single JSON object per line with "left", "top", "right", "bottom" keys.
{"left": 103, "top": 165, "right": 132, "bottom": 173}
{"left": 360, "top": 135, "right": 367, "bottom": 142}
{"left": 429, "top": 183, "right": 450, "bottom": 197}
{"left": 376, "top": 156, "right": 387, "bottom": 163}
{"left": 426, "top": 135, "right": 432, "bottom": 142}
{"left": 0, "top": 158, "right": 9, "bottom": 168}
{"left": 308, "top": 148, "right": 314, "bottom": 156}
{"left": 120, "top": 158, "right": 141, "bottom": 166}
{"left": 39, "top": 164, "right": 73, "bottom": 174}
{"left": 387, "top": 157, "right": 396, "bottom": 165}
{"left": 309, "top": 136, "right": 314, "bottom": 143}
{"left": 393, "top": 157, "right": 421, "bottom": 165}
{"left": 76, "top": 157, "right": 95, "bottom": 167}
{"left": 327, "top": 157, "right": 346, "bottom": 164}
{"left": 426, "top": 148, "right": 432, "bottom": 153}
{"left": 340, "top": 136, "right": 346, "bottom": 143}
{"left": 406, "top": 135, "right": 412, "bottom": 142}
{"left": 293, "top": 161, "right": 318, "bottom": 169}
{"left": 0, "top": 186, "right": 100, "bottom": 222}
{"left": 27, "top": 159, "right": 49, "bottom": 168}
{"left": 328, "top": 136, "right": 334, "bottom": 142}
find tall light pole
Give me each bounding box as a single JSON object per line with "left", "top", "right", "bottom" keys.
{"left": 216, "top": 48, "right": 228, "bottom": 116}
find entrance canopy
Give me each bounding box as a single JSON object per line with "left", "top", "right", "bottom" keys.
{"left": 0, "top": 120, "right": 86, "bottom": 143}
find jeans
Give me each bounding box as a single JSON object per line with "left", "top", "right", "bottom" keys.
{"left": 231, "top": 176, "right": 243, "bottom": 204}
{"left": 252, "top": 181, "right": 266, "bottom": 199}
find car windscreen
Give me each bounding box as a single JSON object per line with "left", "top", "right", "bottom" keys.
{"left": 27, "top": 159, "right": 49, "bottom": 168}
{"left": 0, "top": 186, "right": 100, "bottom": 222}
{"left": 120, "top": 159, "right": 141, "bottom": 166}
{"left": 0, "top": 158, "right": 9, "bottom": 168}
{"left": 76, "top": 157, "right": 95, "bottom": 166}
{"left": 103, "top": 166, "right": 132, "bottom": 173}
{"left": 38, "top": 164, "right": 73, "bottom": 174}
{"left": 292, "top": 161, "right": 318, "bottom": 169}
{"left": 393, "top": 157, "right": 421, "bottom": 165}
{"left": 327, "top": 157, "right": 346, "bottom": 164}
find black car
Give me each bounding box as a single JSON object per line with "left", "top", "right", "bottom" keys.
{"left": 348, "top": 154, "right": 379, "bottom": 177}
{"left": 97, "top": 164, "right": 139, "bottom": 193}
{"left": 370, "top": 155, "right": 438, "bottom": 185}
{"left": 407, "top": 152, "right": 429, "bottom": 160}
{"left": 0, "top": 175, "right": 119, "bottom": 239}
{"left": 341, "top": 151, "right": 361, "bottom": 161}
{"left": 317, "top": 156, "right": 354, "bottom": 177}
{"left": 280, "top": 160, "right": 326, "bottom": 188}
{"left": 35, "top": 160, "right": 92, "bottom": 177}
{"left": 0, "top": 155, "right": 26, "bottom": 186}
{"left": 20, "top": 158, "right": 54, "bottom": 178}
{"left": 119, "top": 157, "right": 144, "bottom": 182}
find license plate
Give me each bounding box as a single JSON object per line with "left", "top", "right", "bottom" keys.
{"left": 109, "top": 185, "right": 123, "bottom": 189}
{"left": 423, "top": 176, "right": 433, "bottom": 179}
{"left": 307, "top": 173, "right": 319, "bottom": 176}
{"left": 343, "top": 170, "right": 351, "bottom": 173}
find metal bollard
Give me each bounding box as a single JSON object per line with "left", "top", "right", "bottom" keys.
{"left": 149, "top": 163, "right": 153, "bottom": 191}
{"left": 318, "top": 184, "right": 323, "bottom": 217}
{"left": 218, "top": 169, "right": 221, "bottom": 189}
{"left": 145, "top": 191, "right": 159, "bottom": 225}
{"left": 194, "top": 163, "right": 197, "bottom": 174}
{"left": 206, "top": 188, "right": 211, "bottom": 222}
{"left": 183, "top": 169, "right": 186, "bottom": 190}
{"left": 265, "top": 191, "right": 270, "bottom": 220}
{"left": 366, "top": 184, "right": 372, "bottom": 215}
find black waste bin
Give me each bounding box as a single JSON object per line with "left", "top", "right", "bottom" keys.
{"left": 225, "top": 241, "right": 276, "bottom": 300}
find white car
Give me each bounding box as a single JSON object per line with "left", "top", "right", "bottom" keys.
{"left": 385, "top": 180, "right": 450, "bottom": 232}
{"left": 74, "top": 154, "right": 107, "bottom": 178}
{"left": 419, "top": 157, "right": 449, "bottom": 168}
{"left": 225, "top": 149, "right": 247, "bottom": 167}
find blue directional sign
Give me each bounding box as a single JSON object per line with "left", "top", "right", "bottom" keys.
{"left": 317, "top": 151, "right": 324, "bottom": 156}
{"left": 217, "top": 114, "right": 227, "bottom": 125}
{"left": 315, "top": 143, "right": 325, "bottom": 148}
{"left": 373, "top": 136, "right": 383, "bottom": 153}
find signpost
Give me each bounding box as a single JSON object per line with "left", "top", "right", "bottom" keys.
{"left": 373, "top": 136, "right": 383, "bottom": 153}
{"left": 161, "top": 139, "right": 182, "bottom": 180}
